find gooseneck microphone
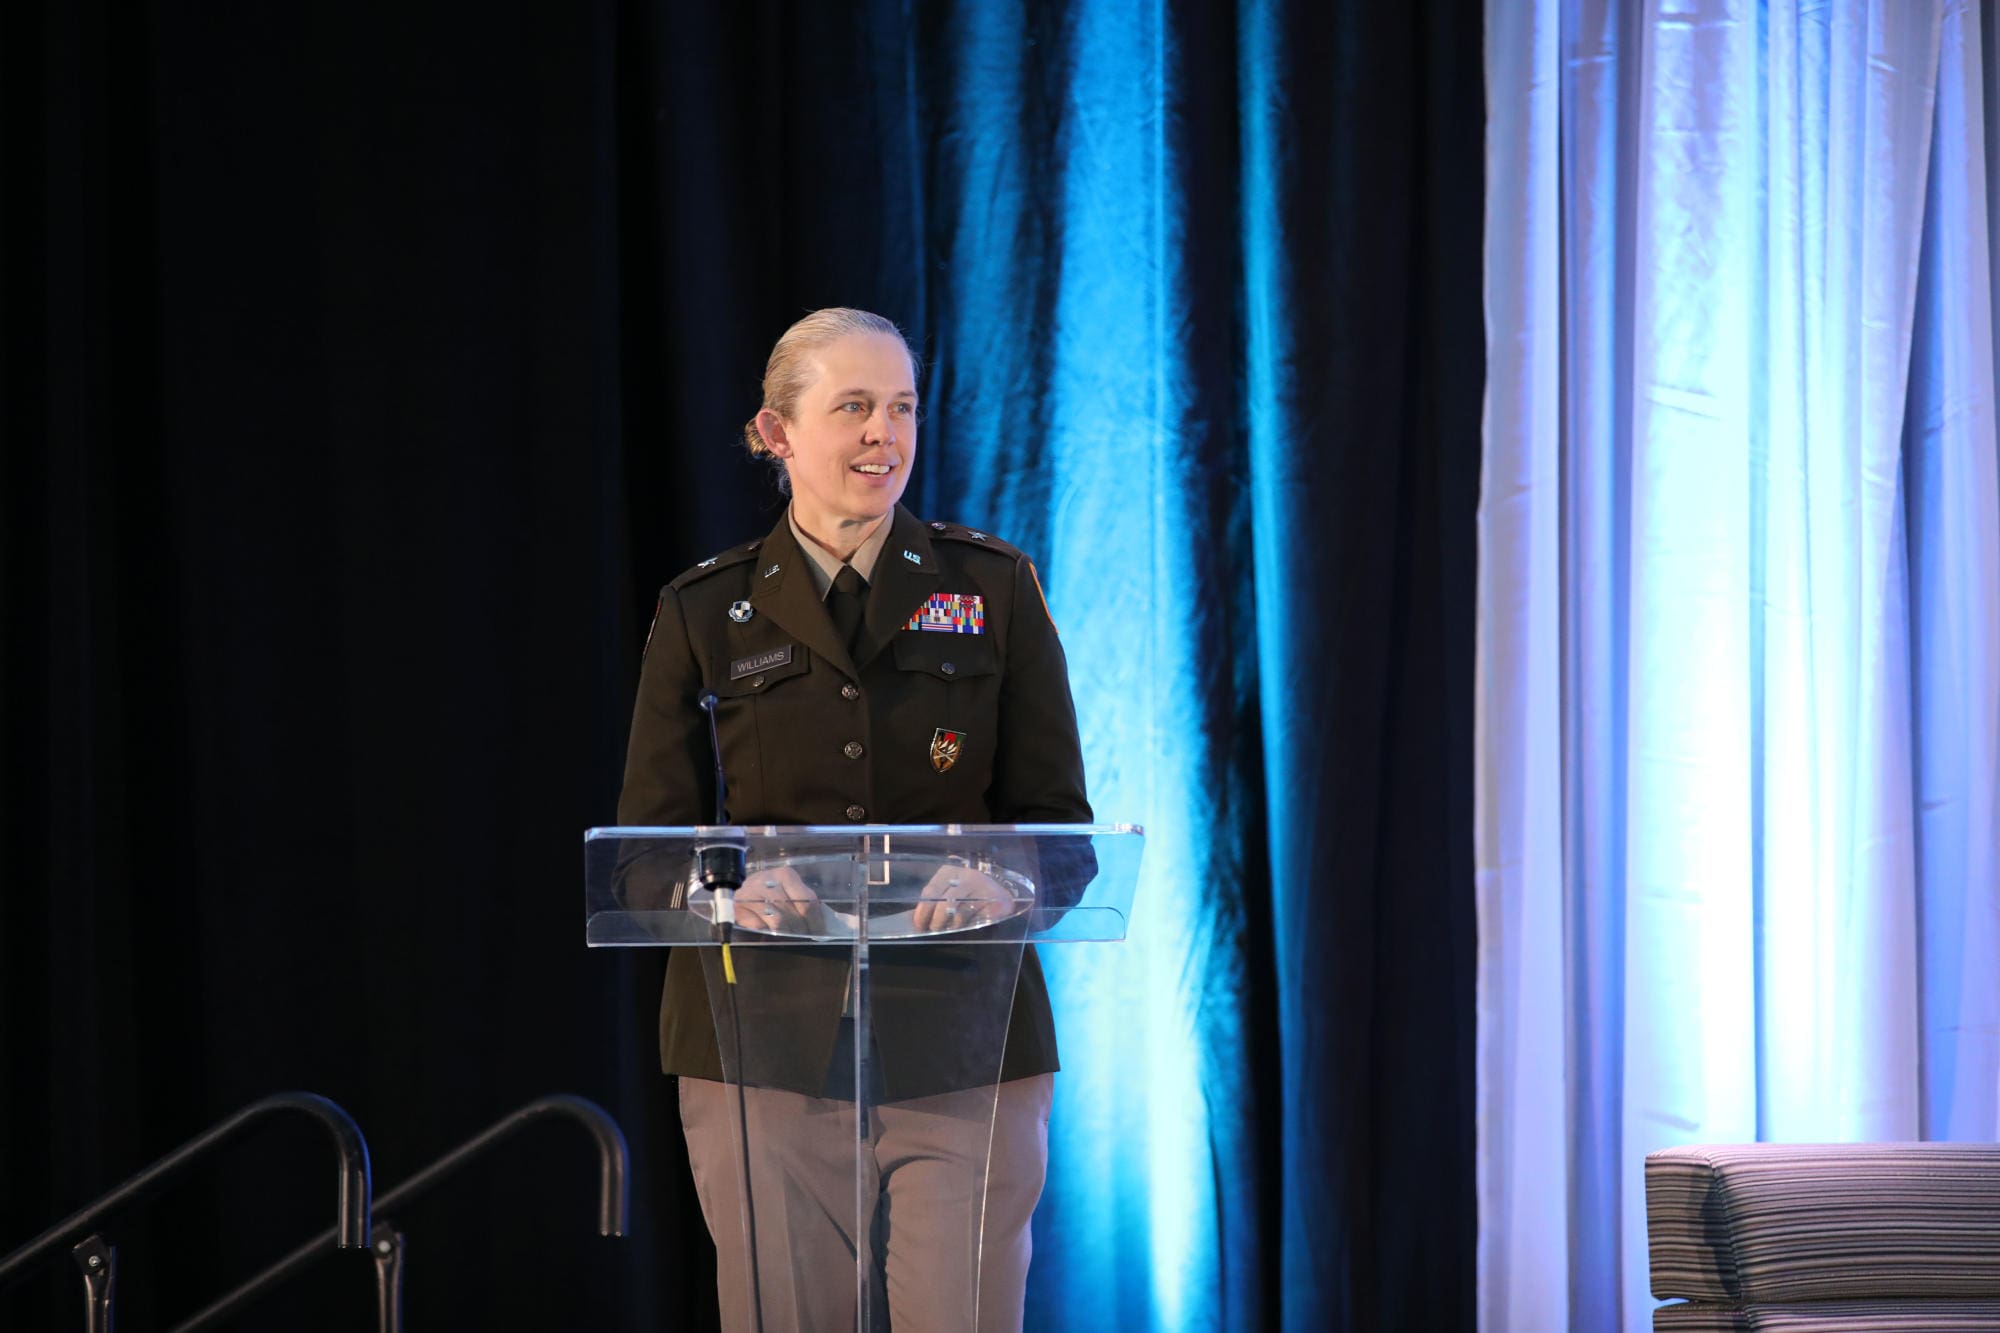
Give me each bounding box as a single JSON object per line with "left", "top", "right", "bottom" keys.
{"left": 693, "top": 690, "right": 745, "bottom": 925}
{"left": 694, "top": 687, "right": 761, "bottom": 1325}
{"left": 698, "top": 689, "right": 727, "bottom": 824}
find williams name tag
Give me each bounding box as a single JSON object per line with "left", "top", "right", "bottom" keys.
{"left": 729, "top": 645, "right": 794, "bottom": 680}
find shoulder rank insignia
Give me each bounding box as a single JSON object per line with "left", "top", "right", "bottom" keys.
{"left": 672, "top": 538, "right": 762, "bottom": 590}
{"left": 905, "top": 592, "right": 985, "bottom": 634}
{"left": 930, "top": 728, "right": 965, "bottom": 773}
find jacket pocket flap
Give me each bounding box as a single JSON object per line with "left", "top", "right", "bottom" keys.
{"left": 892, "top": 635, "right": 997, "bottom": 681}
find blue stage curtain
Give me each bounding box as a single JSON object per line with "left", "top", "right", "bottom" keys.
{"left": 895, "top": 4, "right": 1483, "bottom": 1328}
{"left": 1480, "top": 2, "right": 2000, "bottom": 1328}
{"left": 0, "top": 1, "right": 1481, "bottom": 1327}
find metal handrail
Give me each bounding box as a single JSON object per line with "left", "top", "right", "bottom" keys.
{"left": 168, "top": 1093, "right": 629, "bottom": 1332}
{"left": 0, "top": 1091, "right": 373, "bottom": 1293}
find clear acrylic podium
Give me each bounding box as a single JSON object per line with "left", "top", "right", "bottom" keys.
{"left": 584, "top": 824, "right": 1141, "bottom": 1331}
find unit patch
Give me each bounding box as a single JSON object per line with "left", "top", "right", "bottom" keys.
{"left": 904, "top": 593, "right": 985, "bottom": 634}
{"left": 730, "top": 645, "right": 793, "bottom": 680}
{"left": 930, "top": 728, "right": 966, "bottom": 773}
{"left": 642, "top": 593, "right": 664, "bottom": 660}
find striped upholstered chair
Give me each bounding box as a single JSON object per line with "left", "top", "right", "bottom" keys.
{"left": 1646, "top": 1143, "right": 2000, "bottom": 1330}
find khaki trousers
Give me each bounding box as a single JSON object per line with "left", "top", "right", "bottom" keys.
{"left": 679, "top": 1073, "right": 1054, "bottom": 1332}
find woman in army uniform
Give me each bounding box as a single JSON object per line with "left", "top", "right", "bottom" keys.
{"left": 617, "top": 308, "right": 1092, "bottom": 1330}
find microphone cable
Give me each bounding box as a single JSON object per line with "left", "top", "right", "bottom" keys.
{"left": 697, "top": 689, "right": 762, "bottom": 1327}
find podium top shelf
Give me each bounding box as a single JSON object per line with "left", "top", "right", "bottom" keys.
{"left": 582, "top": 824, "right": 1143, "bottom": 947}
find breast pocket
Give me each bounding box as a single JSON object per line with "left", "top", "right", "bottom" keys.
{"left": 888, "top": 635, "right": 1000, "bottom": 788}
{"left": 890, "top": 634, "right": 998, "bottom": 686}
{"left": 707, "top": 644, "right": 814, "bottom": 818}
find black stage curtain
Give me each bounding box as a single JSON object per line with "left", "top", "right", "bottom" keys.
{"left": 1, "top": 2, "right": 1479, "bottom": 1328}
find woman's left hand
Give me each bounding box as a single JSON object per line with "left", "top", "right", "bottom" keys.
{"left": 911, "top": 864, "right": 1015, "bottom": 933}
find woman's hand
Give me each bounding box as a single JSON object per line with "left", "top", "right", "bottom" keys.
{"left": 911, "top": 864, "right": 1014, "bottom": 933}
{"left": 734, "top": 865, "right": 823, "bottom": 934}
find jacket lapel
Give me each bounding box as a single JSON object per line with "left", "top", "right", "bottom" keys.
{"left": 746, "top": 513, "right": 856, "bottom": 677}
{"left": 854, "top": 507, "right": 941, "bottom": 670}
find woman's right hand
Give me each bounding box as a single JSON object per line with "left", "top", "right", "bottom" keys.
{"left": 733, "top": 864, "right": 823, "bottom": 934}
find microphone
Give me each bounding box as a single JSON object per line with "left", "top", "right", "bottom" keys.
{"left": 693, "top": 690, "right": 743, "bottom": 932}
{"left": 698, "top": 690, "right": 727, "bottom": 825}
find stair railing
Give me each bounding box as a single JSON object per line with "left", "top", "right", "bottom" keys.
{"left": 0, "top": 1091, "right": 372, "bottom": 1333}
{"left": 168, "top": 1092, "right": 629, "bottom": 1333}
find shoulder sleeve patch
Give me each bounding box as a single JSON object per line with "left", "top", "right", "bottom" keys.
{"left": 1027, "top": 560, "right": 1058, "bottom": 636}
{"left": 641, "top": 590, "right": 665, "bottom": 661}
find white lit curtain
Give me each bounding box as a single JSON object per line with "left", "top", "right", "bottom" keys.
{"left": 1478, "top": 2, "right": 2000, "bottom": 1329}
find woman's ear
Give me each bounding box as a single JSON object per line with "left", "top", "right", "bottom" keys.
{"left": 755, "top": 408, "right": 791, "bottom": 458}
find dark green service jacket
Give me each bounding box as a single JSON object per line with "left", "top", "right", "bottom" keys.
{"left": 616, "top": 504, "right": 1092, "bottom": 1094}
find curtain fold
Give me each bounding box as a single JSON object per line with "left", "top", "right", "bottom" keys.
{"left": 1480, "top": 1, "right": 2000, "bottom": 1328}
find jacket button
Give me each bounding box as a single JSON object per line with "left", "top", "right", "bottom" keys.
{"left": 941, "top": 662, "right": 956, "bottom": 676}
{"left": 841, "top": 682, "right": 860, "bottom": 700}
{"left": 751, "top": 675, "right": 766, "bottom": 689}
{"left": 845, "top": 804, "right": 866, "bottom": 822}
{"left": 843, "top": 741, "right": 864, "bottom": 759}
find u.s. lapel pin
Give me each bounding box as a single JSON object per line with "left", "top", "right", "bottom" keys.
{"left": 728, "top": 600, "right": 754, "bottom": 623}
{"left": 762, "top": 564, "right": 781, "bottom": 579}
{"left": 930, "top": 728, "right": 965, "bottom": 773}
{"left": 902, "top": 549, "right": 921, "bottom": 565}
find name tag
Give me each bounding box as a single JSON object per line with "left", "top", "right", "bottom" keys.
{"left": 730, "top": 645, "right": 793, "bottom": 679}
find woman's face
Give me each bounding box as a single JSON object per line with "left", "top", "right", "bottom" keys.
{"left": 760, "top": 332, "right": 918, "bottom": 537}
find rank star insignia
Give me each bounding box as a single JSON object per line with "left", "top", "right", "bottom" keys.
{"left": 930, "top": 728, "right": 965, "bottom": 773}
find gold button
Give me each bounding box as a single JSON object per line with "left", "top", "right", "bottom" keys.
{"left": 843, "top": 741, "right": 864, "bottom": 759}
{"left": 845, "top": 804, "right": 866, "bottom": 822}
{"left": 841, "top": 683, "right": 860, "bottom": 700}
